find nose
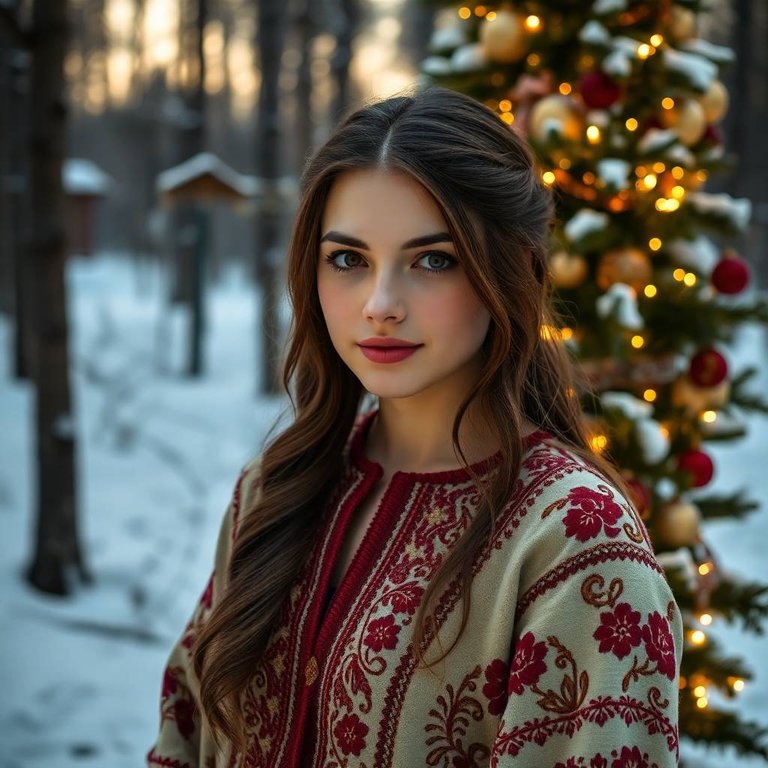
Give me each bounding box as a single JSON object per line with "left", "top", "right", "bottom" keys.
{"left": 363, "top": 271, "right": 406, "bottom": 324}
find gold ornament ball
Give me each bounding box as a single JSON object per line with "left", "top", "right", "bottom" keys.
{"left": 669, "top": 5, "right": 696, "bottom": 41}
{"left": 671, "top": 377, "right": 731, "bottom": 414}
{"left": 528, "top": 95, "right": 584, "bottom": 143}
{"left": 479, "top": 10, "right": 528, "bottom": 64}
{"left": 596, "top": 247, "right": 652, "bottom": 292}
{"left": 698, "top": 80, "right": 729, "bottom": 123}
{"left": 549, "top": 251, "right": 588, "bottom": 289}
{"left": 655, "top": 500, "right": 701, "bottom": 548}
{"left": 660, "top": 100, "right": 707, "bottom": 146}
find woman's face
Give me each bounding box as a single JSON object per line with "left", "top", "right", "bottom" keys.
{"left": 317, "top": 168, "right": 491, "bottom": 404}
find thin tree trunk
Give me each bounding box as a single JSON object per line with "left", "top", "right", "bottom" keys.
{"left": 330, "top": 0, "right": 360, "bottom": 123}
{"left": 255, "top": 0, "right": 286, "bottom": 394}
{"left": 25, "top": 0, "right": 89, "bottom": 595}
{"left": 187, "top": 0, "right": 207, "bottom": 376}
{"left": 295, "top": 0, "right": 317, "bottom": 167}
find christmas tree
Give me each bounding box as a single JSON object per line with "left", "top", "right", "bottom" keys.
{"left": 420, "top": 0, "right": 768, "bottom": 761}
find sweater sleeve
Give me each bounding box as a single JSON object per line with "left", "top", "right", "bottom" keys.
{"left": 146, "top": 458, "right": 261, "bottom": 768}
{"left": 489, "top": 465, "right": 683, "bottom": 768}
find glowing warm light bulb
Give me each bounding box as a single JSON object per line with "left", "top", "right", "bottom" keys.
{"left": 583, "top": 172, "right": 596, "bottom": 184}
{"left": 683, "top": 272, "right": 697, "bottom": 286}
{"left": 525, "top": 14, "right": 541, "bottom": 31}
{"left": 559, "top": 82, "right": 572, "bottom": 95}
{"left": 653, "top": 162, "right": 666, "bottom": 173}
{"left": 659, "top": 424, "right": 670, "bottom": 439}
{"left": 693, "top": 685, "right": 707, "bottom": 698}
{"left": 458, "top": 6, "right": 471, "bottom": 19}
{"left": 642, "top": 173, "right": 658, "bottom": 190}
{"left": 696, "top": 697, "right": 708, "bottom": 709}
{"left": 699, "top": 613, "right": 713, "bottom": 626}
{"left": 651, "top": 33, "right": 664, "bottom": 47}
{"left": 499, "top": 99, "right": 512, "bottom": 112}
{"left": 542, "top": 171, "right": 556, "bottom": 185}
{"left": 586, "top": 125, "right": 601, "bottom": 144}
{"left": 702, "top": 410, "right": 717, "bottom": 423}
{"left": 589, "top": 434, "right": 609, "bottom": 452}
{"left": 474, "top": 4, "right": 487, "bottom": 16}
{"left": 500, "top": 112, "right": 515, "bottom": 125}
{"left": 559, "top": 158, "right": 572, "bottom": 170}
{"left": 527, "top": 53, "right": 541, "bottom": 66}
{"left": 643, "top": 389, "right": 657, "bottom": 402}
{"left": 733, "top": 679, "right": 745, "bottom": 692}
{"left": 662, "top": 97, "right": 675, "bottom": 110}
{"left": 671, "top": 185, "right": 686, "bottom": 199}
{"left": 644, "top": 284, "right": 657, "bottom": 298}
{"left": 690, "top": 630, "right": 707, "bottom": 645}
{"left": 560, "top": 327, "right": 574, "bottom": 341}
{"left": 625, "top": 117, "right": 639, "bottom": 131}
{"left": 637, "top": 43, "right": 652, "bottom": 59}
{"left": 673, "top": 268, "right": 686, "bottom": 281}
{"left": 631, "top": 335, "right": 645, "bottom": 349}
{"left": 649, "top": 237, "right": 662, "bottom": 251}
{"left": 672, "top": 166, "right": 685, "bottom": 180}
{"left": 698, "top": 562, "right": 711, "bottom": 576}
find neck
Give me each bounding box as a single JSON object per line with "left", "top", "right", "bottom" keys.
{"left": 368, "top": 398, "right": 495, "bottom": 474}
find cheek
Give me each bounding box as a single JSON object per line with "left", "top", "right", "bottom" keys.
{"left": 426, "top": 284, "right": 491, "bottom": 347}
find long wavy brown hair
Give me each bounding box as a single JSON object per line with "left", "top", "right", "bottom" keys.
{"left": 193, "top": 86, "right": 632, "bottom": 752}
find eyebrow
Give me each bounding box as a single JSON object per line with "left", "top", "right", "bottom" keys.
{"left": 319, "top": 230, "right": 453, "bottom": 250}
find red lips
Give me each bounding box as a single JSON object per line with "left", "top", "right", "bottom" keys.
{"left": 357, "top": 338, "right": 423, "bottom": 363}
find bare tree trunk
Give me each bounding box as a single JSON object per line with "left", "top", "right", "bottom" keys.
{"left": 187, "top": 0, "right": 207, "bottom": 376}
{"left": 295, "top": 0, "right": 317, "bottom": 168}
{"left": 25, "top": 0, "right": 89, "bottom": 595}
{"left": 255, "top": 0, "right": 286, "bottom": 394}
{"left": 330, "top": 0, "right": 361, "bottom": 123}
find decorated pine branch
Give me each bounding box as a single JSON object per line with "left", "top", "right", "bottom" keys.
{"left": 421, "top": 0, "right": 768, "bottom": 760}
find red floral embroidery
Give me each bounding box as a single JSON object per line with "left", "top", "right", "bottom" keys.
{"left": 363, "top": 614, "right": 401, "bottom": 652}
{"left": 507, "top": 632, "right": 548, "bottom": 696}
{"left": 593, "top": 602, "right": 643, "bottom": 659}
{"left": 333, "top": 713, "right": 369, "bottom": 756}
{"left": 610, "top": 745, "right": 657, "bottom": 767}
{"left": 563, "top": 486, "right": 623, "bottom": 542}
{"left": 161, "top": 667, "right": 178, "bottom": 698}
{"left": 642, "top": 612, "right": 676, "bottom": 680}
{"left": 385, "top": 583, "right": 425, "bottom": 615}
{"left": 171, "top": 698, "right": 196, "bottom": 741}
{"left": 482, "top": 659, "right": 509, "bottom": 716}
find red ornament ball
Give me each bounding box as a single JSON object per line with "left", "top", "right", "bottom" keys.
{"left": 712, "top": 254, "right": 750, "bottom": 294}
{"left": 701, "top": 123, "right": 723, "bottom": 146}
{"left": 579, "top": 70, "right": 622, "bottom": 109}
{"left": 689, "top": 348, "right": 728, "bottom": 387}
{"left": 625, "top": 478, "right": 651, "bottom": 517}
{"left": 677, "top": 449, "right": 715, "bottom": 488}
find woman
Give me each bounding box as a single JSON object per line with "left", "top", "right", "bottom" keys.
{"left": 148, "top": 87, "right": 682, "bottom": 767}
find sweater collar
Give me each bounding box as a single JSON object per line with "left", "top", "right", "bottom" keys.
{"left": 348, "top": 409, "right": 551, "bottom": 484}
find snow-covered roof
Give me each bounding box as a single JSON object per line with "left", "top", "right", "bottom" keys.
{"left": 156, "top": 152, "right": 297, "bottom": 200}
{"left": 156, "top": 152, "right": 249, "bottom": 197}
{"left": 63, "top": 158, "right": 113, "bottom": 196}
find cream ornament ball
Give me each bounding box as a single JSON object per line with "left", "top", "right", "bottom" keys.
{"left": 528, "top": 95, "right": 584, "bottom": 143}
{"left": 671, "top": 376, "right": 731, "bottom": 414}
{"left": 548, "top": 251, "right": 589, "bottom": 289}
{"left": 654, "top": 500, "right": 701, "bottom": 548}
{"left": 596, "top": 247, "right": 652, "bottom": 292}
{"left": 698, "top": 79, "right": 729, "bottom": 123}
{"left": 669, "top": 5, "right": 696, "bottom": 42}
{"left": 479, "top": 9, "right": 528, "bottom": 64}
{"left": 660, "top": 99, "right": 707, "bottom": 146}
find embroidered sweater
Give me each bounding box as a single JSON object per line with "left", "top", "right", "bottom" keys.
{"left": 147, "top": 413, "right": 683, "bottom": 768}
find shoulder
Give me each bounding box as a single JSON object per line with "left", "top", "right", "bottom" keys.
{"left": 509, "top": 437, "right": 661, "bottom": 584}
{"left": 230, "top": 454, "right": 264, "bottom": 540}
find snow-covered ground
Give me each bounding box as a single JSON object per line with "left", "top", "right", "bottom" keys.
{"left": 0, "top": 253, "right": 766, "bottom": 767}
